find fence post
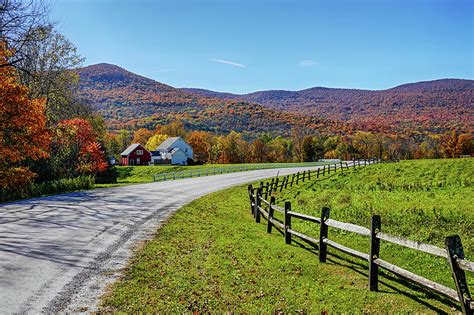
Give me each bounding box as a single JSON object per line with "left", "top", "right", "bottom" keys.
{"left": 275, "top": 177, "right": 280, "bottom": 192}
{"left": 255, "top": 187, "right": 262, "bottom": 223}
{"left": 369, "top": 215, "right": 381, "bottom": 291}
{"left": 319, "top": 207, "right": 330, "bottom": 262}
{"left": 267, "top": 196, "right": 275, "bottom": 234}
{"left": 269, "top": 178, "right": 275, "bottom": 195}
{"left": 302, "top": 170, "right": 306, "bottom": 182}
{"left": 445, "top": 235, "right": 472, "bottom": 315}
{"left": 308, "top": 169, "right": 311, "bottom": 180}
{"left": 265, "top": 183, "right": 269, "bottom": 200}
{"left": 296, "top": 172, "right": 300, "bottom": 185}
{"left": 284, "top": 175, "right": 289, "bottom": 189}
{"left": 291, "top": 173, "right": 295, "bottom": 187}
{"left": 317, "top": 168, "right": 320, "bottom": 178}
{"left": 284, "top": 201, "right": 292, "bottom": 244}
{"left": 280, "top": 177, "right": 286, "bottom": 192}
{"left": 253, "top": 185, "right": 259, "bottom": 218}
{"left": 340, "top": 162, "right": 343, "bottom": 171}
{"left": 248, "top": 185, "right": 254, "bottom": 215}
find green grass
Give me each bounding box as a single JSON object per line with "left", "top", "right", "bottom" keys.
{"left": 101, "top": 158, "right": 473, "bottom": 313}
{"left": 271, "top": 159, "right": 473, "bottom": 293}
{"left": 97, "top": 162, "right": 328, "bottom": 187}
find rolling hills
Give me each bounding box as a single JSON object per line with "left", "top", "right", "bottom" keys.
{"left": 182, "top": 79, "right": 474, "bottom": 133}
{"left": 76, "top": 63, "right": 334, "bottom": 136}
{"left": 77, "top": 63, "right": 473, "bottom": 136}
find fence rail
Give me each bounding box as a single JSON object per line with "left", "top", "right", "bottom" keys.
{"left": 151, "top": 162, "right": 331, "bottom": 182}
{"left": 247, "top": 158, "right": 473, "bottom": 314}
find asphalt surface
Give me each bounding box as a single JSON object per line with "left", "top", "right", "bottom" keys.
{"left": 0, "top": 165, "right": 329, "bottom": 314}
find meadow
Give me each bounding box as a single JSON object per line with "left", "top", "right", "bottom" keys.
{"left": 101, "top": 158, "right": 473, "bottom": 313}
{"left": 100, "top": 161, "right": 329, "bottom": 186}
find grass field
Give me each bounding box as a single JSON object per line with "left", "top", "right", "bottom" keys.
{"left": 101, "top": 159, "right": 473, "bottom": 313}
{"left": 99, "top": 162, "right": 328, "bottom": 187}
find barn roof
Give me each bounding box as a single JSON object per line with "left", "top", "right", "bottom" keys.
{"left": 120, "top": 143, "right": 142, "bottom": 156}
{"left": 156, "top": 137, "right": 181, "bottom": 151}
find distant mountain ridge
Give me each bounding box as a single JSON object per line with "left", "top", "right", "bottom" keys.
{"left": 181, "top": 78, "right": 473, "bottom": 133}
{"left": 77, "top": 63, "right": 473, "bottom": 135}
{"left": 181, "top": 78, "right": 473, "bottom": 97}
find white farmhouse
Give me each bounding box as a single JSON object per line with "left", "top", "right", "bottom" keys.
{"left": 151, "top": 137, "right": 193, "bottom": 165}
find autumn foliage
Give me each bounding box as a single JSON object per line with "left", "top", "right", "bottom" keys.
{"left": 0, "top": 43, "right": 51, "bottom": 190}
{"left": 77, "top": 141, "right": 108, "bottom": 174}
{"left": 77, "top": 64, "right": 473, "bottom": 137}
{"left": 52, "top": 118, "right": 107, "bottom": 177}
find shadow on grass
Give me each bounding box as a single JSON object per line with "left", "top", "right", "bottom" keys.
{"left": 279, "top": 232, "right": 459, "bottom": 314}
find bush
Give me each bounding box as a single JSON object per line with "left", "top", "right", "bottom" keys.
{"left": 0, "top": 176, "right": 95, "bottom": 203}
{"left": 95, "top": 165, "right": 118, "bottom": 184}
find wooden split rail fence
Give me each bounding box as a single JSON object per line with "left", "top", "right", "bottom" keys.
{"left": 247, "top": 159, "right": 473, "bottom": 314}
{"left": 152, "top": 162, "right": 328, "bottom": 182}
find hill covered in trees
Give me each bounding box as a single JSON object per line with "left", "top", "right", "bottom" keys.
{"left": 76, "top": 63, "right": 333, "bottom": 137}
{"left": 182, "top": 79, "right": 474, "bottom": 134}
{"left": 77, "top": 63, "right": 473, "bottom": 137}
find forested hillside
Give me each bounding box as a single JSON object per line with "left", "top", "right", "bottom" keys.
{"left": 76, "top": 63, "right": 334, "bottom": 136}
{"left": 183, "top": 79, "right": 474, "bottom": 134}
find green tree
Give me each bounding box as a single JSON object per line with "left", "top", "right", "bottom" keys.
{"left": 302, "top": 136, "right": 315, "bottom": 162}
{"left": 16, "top": 26, "right": 86, "bottom": 124}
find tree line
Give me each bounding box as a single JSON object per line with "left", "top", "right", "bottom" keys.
{"left": 107, "top": 120, "right": 473, "bottom": 164}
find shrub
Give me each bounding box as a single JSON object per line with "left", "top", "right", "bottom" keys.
{"left": 0, "top": 176, "right": 95, "bottom": 203}
{"left": 95, "top": 165, "right": 118, "bottom": 184}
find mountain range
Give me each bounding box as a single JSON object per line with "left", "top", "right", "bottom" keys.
{"left": 77, "top": 63, "right": 473, "bottom": 136}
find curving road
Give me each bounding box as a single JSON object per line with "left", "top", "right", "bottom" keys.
{"left": 0, "top": 165, "right": 330, "bottom": 314}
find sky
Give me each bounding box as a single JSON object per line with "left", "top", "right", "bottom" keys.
{"left": 51, "top": 0, "right": 473, "bottom": 94}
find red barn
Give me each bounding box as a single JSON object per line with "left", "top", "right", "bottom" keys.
{"left": 120, "top": 144, "right": 151, "bottom": 166}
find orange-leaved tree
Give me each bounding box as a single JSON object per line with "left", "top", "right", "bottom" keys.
{"left": 132, "top": 128, "right": 154, "bottom": 146}
{"left": 0, "top": 43, "right": 50, "bottom": 190}
{"left": 76, "top": 142, "right": 108, "bottom": 174}
{"left": 51, "top": 118, "right": 107, "bottom": 177}
{"left": 186, "top": 130, "right": 211, "bottom": 163}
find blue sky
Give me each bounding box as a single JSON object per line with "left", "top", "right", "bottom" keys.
{"left": 52, "top": 0, "right": 473, "bottom": 94}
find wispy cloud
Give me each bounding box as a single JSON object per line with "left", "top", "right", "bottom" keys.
{"left": 156, "top": 68, "right": 176, "bottom": 73}
{"left": 299, "top": 59, "right": 318, "bottom": 67}
{"left": 209, "top": 58, "right": 246, "bottom": 68}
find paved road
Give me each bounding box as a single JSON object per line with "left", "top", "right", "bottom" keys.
{"left": 0, "top": 166, "right": 328, "bottom": 314}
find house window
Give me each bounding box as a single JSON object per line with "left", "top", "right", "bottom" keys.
{"left": 136, "top": 150, "right": 143, "bottom": 155}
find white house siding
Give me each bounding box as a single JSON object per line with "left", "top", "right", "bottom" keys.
{"left": 171, "top": 149, "right": 188, "bottom": 165}
{"left": 157, "top": 137, "right": 193, "bottom": 160}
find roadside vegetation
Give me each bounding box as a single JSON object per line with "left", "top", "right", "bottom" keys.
{"left": 1, "top": 162, "right": 326, "bottom": 202}
{"left": 101, "top": 158, "right": 473, "bottom": 313}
